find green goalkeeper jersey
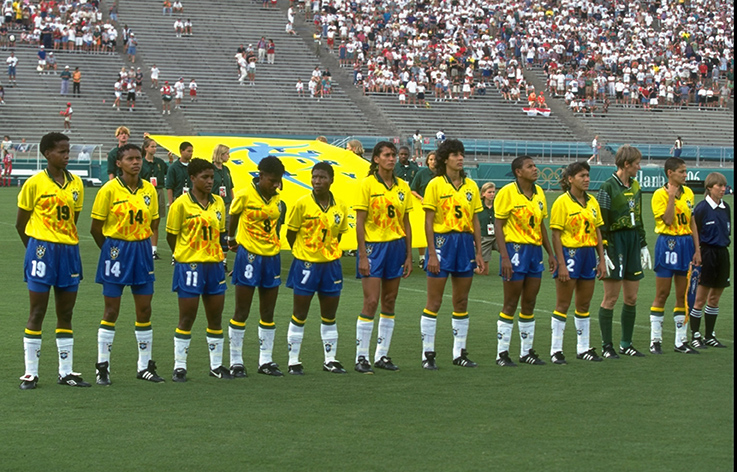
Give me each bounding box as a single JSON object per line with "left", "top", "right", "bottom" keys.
{"left": 596, "top": 172, "right": 647, "bottom": 248}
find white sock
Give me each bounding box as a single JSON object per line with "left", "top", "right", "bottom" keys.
{"left": 674, "top": 312, "right": 687, "bottom": 346}
{"left": 355, "top": 315, "right": 374, "bottom": 362}
{"left": 206, "top": 333, "right": 224, "bottom": 369}
{"left": 258, "top": 323, "right": 275, "bottom": 366}
{"left": 228, "top": 320, "right": 245, "bottom": 367}
{"left": 519, "top": 318, "right": 535, "bottom": 357}
{"left": 551, "top": 314, "right": 566, "bottom": 355}
{"left": 321, "top": 321, "right": 338, "bottom": 363}
{"left": 98, "top": 325, "right": 115, "bottom": 364}
{"left": 574, "top": 313, "right": 591, "bottom": 354}
{"left": 56, "top": 335, "right": 74, "bottom": 377}
{"left": 420, "top": 311, "right": 437, "bottom": 360}
{"left": 650, "top": 313, "right": 664, "bottom": 342}
{"left": 287, "top": 320, "right": 305, "bottom": 366}
{"left": 152, "top": 245, "right": 158, "bottom": 254}
{"left": 174, "top": 334, "right": 191, "bottom": 370}
{"left": 451, "top": 313, "right": 469, "bottom": 358}
{"left": 497, "top": 318, "right": 513, "bottom": 356}
{"left": 374, "top": 314, "right": 395, "bottom": 362}
{"left": 135, "top": 326, "right": 153, "bottom": 372}
{"left": 23, "top": 335, "right": 42, "bottom": 377}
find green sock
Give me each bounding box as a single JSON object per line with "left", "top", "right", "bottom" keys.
{"left": 620, "top": 304, "right": 637, "bottom": 348}
{"left": 599, "top": 307, "right": 614, "bottom": 346}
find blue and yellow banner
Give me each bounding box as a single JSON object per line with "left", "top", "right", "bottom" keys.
{"left": 151, "top": 136, "right": 428, "bottom": 248}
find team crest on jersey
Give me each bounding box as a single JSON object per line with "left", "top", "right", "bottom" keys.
{"left": 334, "top": 213, "right": 341, "bottom": 224}
{"left": 365, "top": 243, "right": 374, "bottom": 256}
{"left": 592, "top": 208, "right": 597, "bottom": 219}
{"left": 466, "top": 190, "right": 473, "bottom": 202}
{"left": 216, "top": 211, "right": 222, "bottom": 221}
{"left": 35, "top": 245, "right": 46, "bottom": 259}
{"left": 538, "top": 201, "right": 543, "bottom": 211}
{"left": 435, "top": 235, "right": 446, "bottom": 248}
{"left": 143, "top": 195, "right": 151, "bottom": 206}
{"left": 248, "top": 253, "right": 256, "bottom": 263}
{"left": 72, "top": 190, "right": 79, "bottom": 202}
{"left": 110, "top": 246, "right": 120, "bottom": 260}
{"left": 398, "top": 191, "right": 405, "bottom": 202}
{"left": 189, "top": 263, "right": 198, "bottom": 270}
{"left": 686, "top": 200, "right": 693, "bottom": 210}
{"left": 304, "top": 262, "right": 312, "bottom": 269}
{"left": 628, "top": 199, "right": 635, "bottom": 209}
{"left": 667, "top": 239, "right": 676, "bottom": 250}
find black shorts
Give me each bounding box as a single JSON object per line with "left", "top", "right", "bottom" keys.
{"left": 699, "top": 245, "right": 730, "bottom": 288}
{"left": 127, "top": 92, "right": 136, "bottom": 101}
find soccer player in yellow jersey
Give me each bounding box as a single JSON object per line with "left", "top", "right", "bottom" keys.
{"left": 227, "top": 156, "right": 286, "bottom": 377}
{"left": 90, "top": 144, "right": 163, "bottom": 385}
{"left": 16, "top": 132, "right": 89, "bottom": 389}
{"left": 420, "top": 139, "right": 484, "bottom": 370}
{"left": 166, "top": 158, "right": 232, "bottom": 382}
{"left": 549, "top": 162, "right": 607, "bottom": 364}
{"left": 355, "top": 142, "right": 413, "bottom": 373}
{"left": 648, "top": 157, "right": 701, "bottom": 355}
{"left": 285, "top": 162, "right": 349, "bottom": 375}
{"left": 494, "top": 156, "right": 557, "bottom": 367}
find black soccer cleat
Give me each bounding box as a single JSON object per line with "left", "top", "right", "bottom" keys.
{"left": 95, "top": 361, "right": 112, "bottom": 386}
{"left": 576, "top": 348, "right": 603, "bottom": 362}
{"left": 601, "top": 343, "right": 620, "bottom": 359}
{"left": 137, "top": 360, "right": 165, "bottom": 383}
{"left": 257, "top": 362, "right": 284, "bottom": 377}
{"left": 674, "top": 343, "right": 699, "bottom": 354}
{"left": 691, "top": 333, "right": 708, "bottom": 349}
{"left": 649, "top": 341, "right": 663, "bottom": 355}
{"left": 705, "top": 336, "right": 726, "bottom": 348}
{"left": 210, "top": 365, "right": 234, "bottom": 379}
{"left": 230, "top": 364, "right": 247, "bottom": 378}
{"left": 374, "top": 356, "right": 399, "bottom": 371}
{"left": 421, "top": 351, "right": 438, "bottom": 370}
{"left": 19, "top": 374, "right": 38, "bottom": 390}
{"left": 323, "top": 361, "right": 347, "bottom": 374}
{"left": 172, "top": 368, "right": 187, "bottom": 383}
{"left": 496, "top": 350, "right": 517, "bottom": 367}
{"left": 551, "top": 351, "right": 567, "bottom": 365}
{"left": 152, "top": 251, "right": 161, "bottom": 261}
{"left": 452, "top": 349, "right": 478, "bottom": 367}
{"left": 520, "top": 349, "right": 546, "bottom": 365}
{"left": 355, "top": 356, "right": 374, "bottom": 374}
{"left": 618, "top": 345, "right": 646, "bottom": 357}
{"left": 58, "top": 372, "right": 91, "bottom": 387}
{"left": 288, "top": 364, "right": 304, "bottom": 375}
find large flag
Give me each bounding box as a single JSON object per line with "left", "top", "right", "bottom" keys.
{"left": 150, "top": 135, "right": 427, "bottom": 248}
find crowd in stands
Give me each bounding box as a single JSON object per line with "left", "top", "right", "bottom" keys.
{"left": 295, "top": 0, "right": 733, "bottom": 112}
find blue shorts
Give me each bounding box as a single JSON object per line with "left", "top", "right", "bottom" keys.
{"left": 24, "top": 238, "right": 82, "bottom": 292}
{"left": 501, "top": 243, "right": 544, "bottom": 281}
{"left": 96, "top": 238, "right": 155, "bottom": 295}
{"left": 356, "top": 238, "right": 405, "bottom": 280}
{"left": 425, "top": 232, "right": 476, "bottom": 278}
{"left": 173, "top": 262, "right": 227, "bottom": 298}
{"left": 654, "top": 234, "right": 694, "bottom": 278}
{"left": 231, "top": 246, "right": 281, "bottom": 288}
{"left": 554, "top": 246, "right": 597, "bottom": 280}
{"left": 287, "top": 258, "right": 342, "bottom": 296}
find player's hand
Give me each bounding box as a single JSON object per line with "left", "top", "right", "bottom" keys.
{"left": 358, "top": 254, "right": 370, "bottom": 277}
{"left": 667, "top": 183, "right": 679, "bottom": 198}
{"left": 604, "top": 252, "right": 615, "bottom": 277}
{"left": 474, "top": 252, "right": 485, "bottom": 275}
{"left": 548, "top": 254, "right": 558, "bottom": 274}
{"left": 557, "top": 265, "right": 570, "bottom": 282}
{"left": 640, "top": 246, "right": 652, "bottom": 270}
{"left": 426, "top": 253, "right": 440, "bottom": 275}
{"left": 500, "top": 256, "right": 513, "bottom": 281}
{"left": 692, "top": 251, "right": 701, "bottom": 267}
{"left": 227, "top": 239, "right": 238, "bottom": 253}
{"left": 402, "top": 255, "right": 412, "bottom": 278}
{"left": 596, "top": 259, "right": 608, "bottom": 280}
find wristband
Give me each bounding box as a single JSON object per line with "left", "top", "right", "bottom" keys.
{"left": 226, "top": 236, "right": 236, "bottom": 242}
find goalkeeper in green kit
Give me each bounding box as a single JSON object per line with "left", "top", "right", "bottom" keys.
{"left": 596, "top": 145, "right": 653, "bottom": 358}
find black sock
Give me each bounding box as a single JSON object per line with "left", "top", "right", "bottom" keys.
{"left": 689, "top": 308, "right": 703, "bottom": 335}
{"left": 704, "top": 305, "right": 718, "bottom": 337}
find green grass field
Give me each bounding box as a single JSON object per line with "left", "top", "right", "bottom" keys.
{"left": 0, "top": 187, "right": 733, "bottom": 471}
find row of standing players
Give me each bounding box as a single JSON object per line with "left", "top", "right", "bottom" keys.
{"left": 15, "top": 134, "right": 732, "bottom": 389}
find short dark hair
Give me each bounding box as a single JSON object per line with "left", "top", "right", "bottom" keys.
{"left": 258, "top": 156, "right": 285, "bottom": 176}
{"left": 312, "top": 161, "right": 334, "bottom": 180}
{"left": 559, "top": 161, "right": 590, "bottom": 192}
{"left": 188, "top": 157, "right": 215, "bottom": 177}
{"left": 435, "top": 139, "right": 465, "bottom": 178}
{"left": 398, "top": 146, "right": 410, "bottom": 153}
{"left": 117, "top": 143, "right": 142, "bottom": 160}
{"left": 511, "top": 156, "right": 533, "bottom": 178}
{"left": 664, "top": 157, "right": 686, "bottom": 177}
{"left": 179, "top": 141, "right": 193, "bottom": 153}
{"left": 40, "top": 132, "right": 69, "bottom": 156}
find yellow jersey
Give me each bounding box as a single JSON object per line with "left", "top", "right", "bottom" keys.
{"left": 354, "top": 173, "right": 413, "bottom": 243}
{"left": 287, "top": 192, "right": 349, "bottom": 263}
{"left": 167, "top": 193, "right": 226, "bottom": 263}
{"left": 423, "top": 175, "right": 482, "bottom": 234}
{"left": 230, "top": 180, "right": 281, "bottom": 256}
{"left": 494, "top": 182, "right": 547, "bottom": 245}
{"left": 17, "top": 169, "right": 84, "bottom": 245}
{"left": 549, "top": 191, "right": 604, "bottom": 248}
{"left": 652, "top": 185, "right": 695, "bottom": 236}
{"left": 91, "top": 177, "right": 159, "bottom": 241}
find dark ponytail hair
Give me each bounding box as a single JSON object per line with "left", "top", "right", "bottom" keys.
{"left": 559, "top": 161, "right": 590, "bottom": 192}
{"left": 368, "top": 141, "right": 397, "bottom": 176}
